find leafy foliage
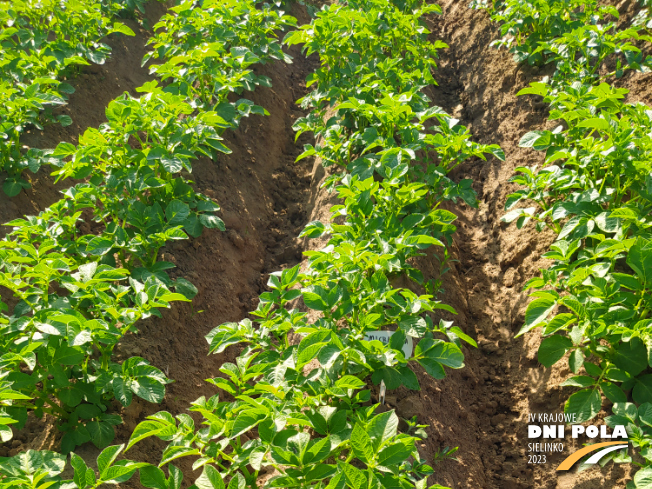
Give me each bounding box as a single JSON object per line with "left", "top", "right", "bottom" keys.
{"left": 0, "top": 0, "right": 292, "bottom": 452}
{"left": 472, "top": 0, "right": 652, "bottom": 71}
{"left": 485, "top": 0, "right": 652, "bottom": 482}
{"left": 0, "top": 0, "right": 138, "bottom": 195}
{"left": 0, "top": 444, "right": 146, "bottom": 489}
{"left": 124, "top": 0, "right": 501, "bottom": 487}
{"left": 0, "top": 0, "right": 503, "bottom": 485}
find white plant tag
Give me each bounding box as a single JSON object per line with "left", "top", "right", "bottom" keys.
{"left": 379, "top": 380, "right": 386, "bottom": 406}
{"left": 364, "top": 330, "right": 413, "bottom": 358}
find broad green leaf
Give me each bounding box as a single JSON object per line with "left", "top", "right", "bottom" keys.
{"left": 132, "top": 377, "right": 165, "bottom": 403}
{"left": 417, "top": 357, "right": 445, "bottom": 379}
{"left": 517, "top": 297, "right": 556, "bottom": 337}
{"left": 98, "top": 445, "right": 123, "bottom": 476}
{"left": 538, "top": 335, "right": 572, "bottom": 367}
{"left": 634, "top": 467, "right": 652, "bottom": 488}
{"left": 627, "top": 238, "right": 652, "bottom": 286}
{"left": 350, "top": 424, "right": 373, "bottom": 464}
{"left": 377, "top": 440, "right": 412, "bottom": 467}
{"left": 613, "top": 338, "right": 647, "bottom": 377}
{"left": 165, "top": 200, "right": 190, "bottom": 226}
{"left": 87, "top": 420, "right": 115, "bottom": 449}
{"left": 368, "top": 411, "right": 398, "bottom": 452}
{"left": 113, "top": 377, "right": 132, "bottom": 406}
{"left": 577, "top": 118, "right": 609, "bottom": 131}
{"left": 231, "top": 410, "right": 266, "bottom": 438}
{"left": 160, "top": 446, "right": 200, "bottom": 466}
{"left": 564, "top": 388, "right": 601, "bottom": 423}
{"left": 336, "top": 375, "right": 365, "bottom": 390}
{"left": 195, "top": 465, "right": 225, "bottom": 489}
{"left": 634, "top": 375, "right": 652, "bottom": 405}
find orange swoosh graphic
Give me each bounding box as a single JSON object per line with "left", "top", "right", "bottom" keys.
{"left": 557, "top": 441, "right": 627, "bottom": 471}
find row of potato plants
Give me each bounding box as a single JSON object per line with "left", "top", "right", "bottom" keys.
{"left": 0, "top": 0, "right": 152, "bottom": 196}
{"left": 474, "top": 0, "right": 652, "bottom": 483}
{"left": 0, "top": 0, "right": 295, "bottom": 455}
{"left": 115, "top": 0, "right": 505, "bottom": 488}
{"left": 0, "top": 0, "right": 505, "bottom": 487}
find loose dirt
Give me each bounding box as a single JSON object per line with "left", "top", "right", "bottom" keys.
{"left": 3, "top": 1, "right": 652, "bottom": 488}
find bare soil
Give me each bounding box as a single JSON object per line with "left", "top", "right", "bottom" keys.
{"left": 3, "top": 1, "right": 652, "bottom": 488}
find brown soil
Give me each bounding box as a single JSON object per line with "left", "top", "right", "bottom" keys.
{"left": 4, "top": 1, "right": 652, "bottom": 488}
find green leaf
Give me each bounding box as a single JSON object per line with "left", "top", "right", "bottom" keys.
{"left": 195, "top": 465, "right": 224, "bottom": 489}
{"left": 339, "top": 462, "right": 366, "bottom": 489}
{"left": 417, "top": 339, "right": 464, "bottom": 368}
{"left": 613, "top": 338, "right": 647, "bottom": 377}
{"left": 368, "top": 411, "right": 398, "bottom": 451}
{"left": 87, "top": 420, "right": 116, "bottom": 449}
{"left": 634, "top": 467, "right": 652, "bottom": 488}
{"left": 639, "top": 403, "right": 652, "bottom": 428}
{"left": 377, "top": 440, "right": 412, "bottom": 467}
{"left": 350, "top": 424, "right": 373, "bottom": 464}
{"left": 101, "top": 463, "right": 144, "bottom": 484}
{"left": 3, "top": 178, "right": 30, "bottom": 197}
{"left": 184, "top": 215, "right": 203, "bottom": 238}
{"left": 371, "top": 367, "right": 402, "bottom": 389}
{"left": 627, "top": 238, "right": 652, "bottom": 286}
{"left": 335, "top": 375, "right": 366, "bottom": 390}
{"left": 57, "top": 115, "right": 73, "bottom": 127}
{"left": 113, "top": 377, "right": 133, "bottom": 406}
{"left": 126, "top": 418, "right": 176, "bottom": 450}
{"left": 71, "top": 452, "right": 90, "bottom": 488}
{"left": 300, "top": 221, "right": 326, "bottom": 238}
{"left": 160, "top": 445, "right": 200, "bottom": 466}
{"left": 199, "top": 214, "right": 225, "bottom": 231}
{"left": 132, "top": 377, "right": 165, "bottom": 403}
{"left": 174, "top": 278, "right": 197, "bottom": 300}
{"left": 560, "top": 376, "right": 595, "bottom": 388}
{"left": 380, "top": 148, "right": 402, "bottom": 168}
{"left": 302, "top": 286, "right": 330, "bottom": 311}
{"left": 398, "top": 366, "right": 420, "bottom": 390}
{"left": 54, "top": 346, "right": 85, "bottom": 365}
{"left": 139, "top": 465, "right": 167, "bottom": 489}
{"left": 112, "top": 22, "right": 135, "bottom": 36}
{"left": 538, "top": 335, "right": 572, "bottom": 367}
{"left": 52, "top": 142, "right": 77, "bottom": 157}
{"left": 519, "top": 130, "right": 550, "bottom": 150}
{"left": 634, "top": 375, "right": 652, "bottom": 405}
{"left": 231, "top": 410, "right": 266, "bottom": 437}
{"left": 59, "top": 387, "right": 83, "bottom": 407}
{"left": 165, "top": 200, "right": 190, "bottom": 225}
{"left": 98, "top": 444, "right": 123, "bottom": 476}
{"left": 87, "top": 237, "right": 113, "bottom": 255}
{"left": 76, "top": 404, "right": 101, "bottom": 420}
{"left": 600, "top": 382, "right": 627, "bottom": 403}
{"left": 564, "top": 389, "right": 601, "bottom": 423}
{"left": 569, "top": 349, "right": 585, "bottom": 374}
{"left": 417, "top": 358, "right": 445, "bottom": 379}
{"left": 577, "top": 118, "right": 610, "bottom": 131}
{"left": 517, "top": 297, "right": 556, "bottom": 337}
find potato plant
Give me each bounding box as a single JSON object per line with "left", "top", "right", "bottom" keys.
{"left": 471, "top": 0, "right": 651, "bottom": 70}
{"left": 0, "top": 0, "right": 294, "bottom": 454}
{"left": 123, "top": 0, "right": 502, "bottom": 488}
{"left": 0, "top": 0, "right": 503, "bottom": 485}
{"left": 482, "top": 0, "right": 652, "bottom": 483}
{"left": 0, "top": 0, "right": 139, "bottom": 196}
{"left": 0, "top": 445, "right": 147, "bottom": 489}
